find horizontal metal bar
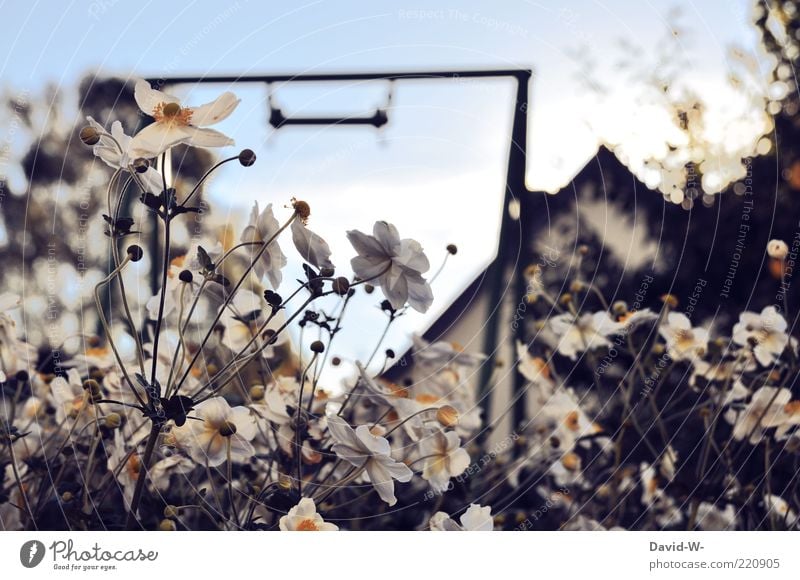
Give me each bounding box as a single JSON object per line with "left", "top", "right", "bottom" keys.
{"left": 150, "top": 68, "right": 532, "bottom": 86}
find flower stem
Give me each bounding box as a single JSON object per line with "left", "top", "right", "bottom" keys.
{"left": 125, "top": 422, "right": 161, "bottom": 529}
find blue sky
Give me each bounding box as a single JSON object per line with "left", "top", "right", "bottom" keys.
{"left": 1, "top": 0, "right": 768, "bottom": 381}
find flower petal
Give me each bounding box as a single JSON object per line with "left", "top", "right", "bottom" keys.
{"left": 350, "top": 255, "right": 390, "bottom": 282}
{"left": 134, "top": 79, "right": 179, "bottom": 116}
{"left": 365, "top": 460, "right": 398, "bottom": 505}
{"left": 354, "top": 425, "right": 391, "bottom": 456}
{"left": 190, "top": 92, "right": 240, "bottom": 126}
{"left": 346, "top": 229, "right": 385, "bottom": 258}
{"left": 405, "top": 272, "right": 433, "bottom": 313}
{"left": 130, "top": 123, "right": 192, "bottom": 158}
{"left": 182, "top": 126, "right": 235, "bottom": 149}
{"left": 291, "top": 219, "right": 334, "bottom": 270}
{"left": 372, "top": 221, "right": 401, "bottom": 255}
{"left": 195, "top": 397, "right": 231, "bottom": 427}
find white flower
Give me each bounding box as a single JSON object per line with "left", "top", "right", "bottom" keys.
{"left": 550, "top": 311, "right": 620, "bottom": 360}
{"left": 758, "top": 396, "right": 800, "bottom": 440}
{"left": 108, "top": 430, "right": 142, "bottom": 506}
{"left": 516, "top": 341, "right": 553, "bottom": 386}
{"left": 695, "top": 502, "right": 738, "bottom": 530}
{"left": 658, "top": 312, "right": 709, "bottom": 360}
{"left": 767, "top": 239, "right": 789, "bottom": 260}
{"left": 145, "top": 243, "right": 220, "bottom": 321}
{"left": 617, "top": 308, "right": 659, "bottom": 329}
{"left": 50, "top": 369, "right": 96, "bottom": 429}
{"left": 326, "top": 414, "right": 413, "bottom": 506}
{"left": 764, "top": 494, "right": 798, "bottom": 528}
{"left": 279, "top": 498, "right": 338, "bottom": 531}
{"left": 640, "top": 463, "right": 683, "bottom": 527}
{"left": 732, "top": 306, "right": 790, "bottom": 366}
{"left": 564, "top": 515, "right": 626, "bottom": 531}
{"left": 130, "top": 80, "right": 240, "bottom": 158}
{"left": 355, "top": 361, "right": 407, "bottom": 408}
{"left": 412, "top": 334, "right": 484, "bottom": 368}
{"left": 347, "top": 221, "right": 433, "bottom": 313}
{"left": 291, "top": 219, "right": 334, "bottom": 271}
{"left": 217, "top": 288, "right": 288, "bottom": 356}
{"left": 63, "top": 342, "right": 121, "bottom": 373}
{"left": 0, "top": 293, "right": 36, "bottom": 376}
{"left": 419, "top": 429, "right": 470, "bottom": 493}
{"left": 149, "top": 454, "right": 195, "bottom": 492}
{"left": 240, "top": 202, "right": 287, "bottom": 289}
{"left": 527, "top": 384, "right": 602, "bottom": 455}
{"left": 430, "top": 504, "right": 493, "bottom": 531}
{"left": 172, "top": 397, "right": 256, "bottom": 467}
{"left": 86, "top": 117, "right": 162, "bottom": 192}
{"left": 730, "top": 386, "right": 792, "bottom": 444}
{"left": 690, "top": 358, "right": 754, "bottom": 386}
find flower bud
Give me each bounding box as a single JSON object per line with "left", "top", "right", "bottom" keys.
{"left": 332, "top": 277, "right": 350, "bottom": 296}
{"left": 132, "top": 158, "right": 150, "bottom": 173}
{"left": 292, "top": 198, "right": 311, "bottom": 222}
{"left": 660, "top": 294, "right": 679, "bottom": 308}
{"left": 436, "top": 405, "right": 459, "bottom": 427}
{"left": 331, "top": 356, "right": 341, "bottom": 366}
{"left": 219, "top": 421, "right": 237, "bottom": 437}
{"left": 768, "top": 239, "right": 789, "bottom": 260}
{"left": 238, "top": 149, "right": 257, "bottom": 167}
{"left": 79, "top": 126, "right": 100, "bottom": 146}
{"left": 158, "top": 519, "right": 177, "bottom": 531}
{"left": 178, "top": 270, "right": 193, "bottom": 283}
{"left": 83, "top": 379, "right": 102, "bottom": 398}
{"left": 164, "top": 505, "right": 179, "bottom": 519}
{"left": 162, "top": 102, "right": 181, "bottom": 117}
{"left": 127, "top": 245, "right": 144, "bottom": 262}
{"left": 612, "top": 301, "right": 628, "bottom": 315}
{"left": 446, "top": 243, "right": 458, "bottom": 255}
{"left": 104, "top": 412, "right": 122, "bottom": 429}
{"left": 264, "top": 290, "right": 282, "bottom": 308}
{"left": 310, "top": 340, "right": 325, "bottom": 354}
{"left": 364, "top": 283, "right": 375, "bottom": 294}
{"left": 562, "top": 452, "right": 580, "bottom": 471}
{"left": 278, "top": 473, "right": 293, "bottom": 490}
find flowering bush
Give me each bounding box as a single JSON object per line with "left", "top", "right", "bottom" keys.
{"left": 2, "top": 79, "right": 798, "bottom": 533}
{"left": 505, "top": 252, "right": 800, "bottom": 531}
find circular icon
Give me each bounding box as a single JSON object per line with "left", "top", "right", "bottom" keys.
{"left": 19, "top": 540, "right": 46, "bottom": 568}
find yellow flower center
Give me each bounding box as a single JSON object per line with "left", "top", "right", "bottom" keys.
{"left": 674, "top": 329, "right": 698, "bottom": 351}
{"left": 153, "top": 102, "right": 193, "bottom": 125}
{"left": 784, "top": 401, "right": 800, "bottom": 416}
{"left": 415, "top": 393, "right": 440, "bottom": 405}
{"left": 296, "top": 518, "right": 319, "bottom": 531}
{"left": 561, "top": 452, "right": 580, "bottom": 471}
{"left": 564, "top": 410, "right": 580, "bottom": 432}
{"left": 85, "top": 346, "right": 109, "bottom": 358}
{"left": 126, "top": 454, "right": 142, "bottom": 482}
{"left": 69, "top": 396, "right": 86, "bottom": 417}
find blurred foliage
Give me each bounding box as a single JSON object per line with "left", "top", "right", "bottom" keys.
{"left": 0, "top": 76, "right": 219, "bottom": 362}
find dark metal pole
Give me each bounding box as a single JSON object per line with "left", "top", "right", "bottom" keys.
{"left": 477, "top": 71, "right": 531, "bottom": 446}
